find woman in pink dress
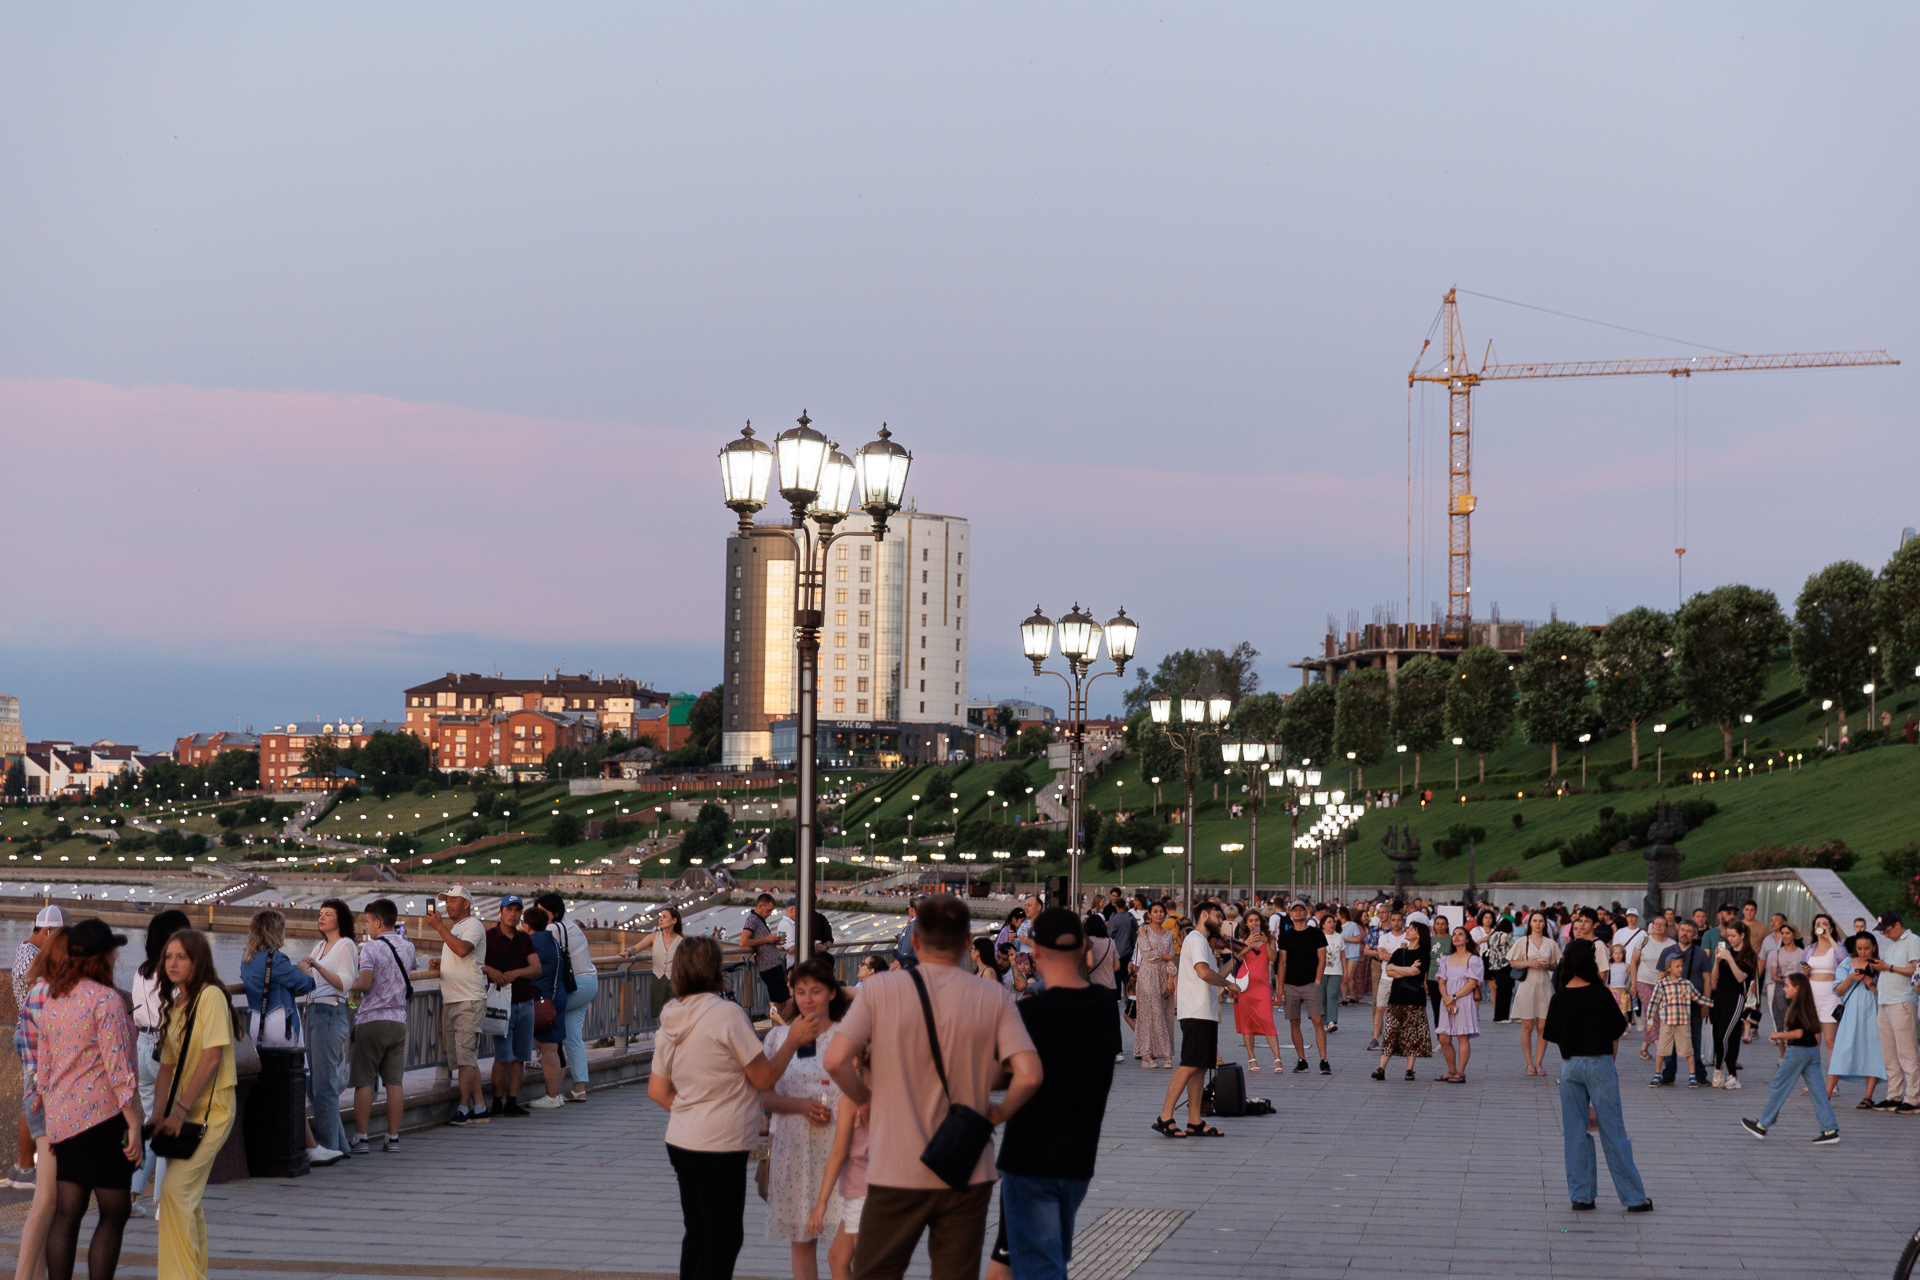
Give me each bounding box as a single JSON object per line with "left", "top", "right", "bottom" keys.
{"left": 1235, "top": 914, "right": 1282, "bottom": 1070}
{"left": 1130, "top": 904, "right": 1178, "bottom": 1068}
{"left": 1436, "top": 925, "right": 1484, "bottom": 1083}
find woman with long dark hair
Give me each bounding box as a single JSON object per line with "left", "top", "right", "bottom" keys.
{"left": 36, "top": 920, "right": 143, "bottom": 1280}
{"left": 1826, "top": 933, "right": 1885, "bottom": 1108}
{"left": 619, "top": 904, "right": 685, "bottom": 1020}
{"left": 1543, "top": 939, "right": 1650, "bottom": 1212}
{"left": 129, "top": 909, "right": 190, "bottom": 1212}
{"left": 1708, "top": 922, "right": 1755, "bottom": 1090}
{"left": 1510, "top": 912, "right": 1562, "bottom": 1076}
{"left": 535, "top": 893, "right": 598, "bottom": 1104}
{"left": 761, "top": 958, "right": 851, "bottom": 1280}
{"left": 1372, "top": 921, "right": 1434, "bottom": 1082}
{"left": 298, "top": 899, "right": 357, "bottom": 1161}
{"left": 1131, "top": 902, "right": 1177, "bottom": 1069}
{"left": 1742, "top": 973, "right": 1839, "bottom": 1143}
{"left": 154, "top": 928, "right": 242, "bottom": 1278}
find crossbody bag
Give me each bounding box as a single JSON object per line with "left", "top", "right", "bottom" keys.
{"left": 907, "top": 967, "right": 994, "bottom": 1190}
{"left": 147, "top": 992, "right": 212, "bottom": 1160}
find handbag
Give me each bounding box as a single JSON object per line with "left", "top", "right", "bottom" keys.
{"left": 557, "top": 921, "right": 579, "bottom": 996}
{"left": 534, "top": 994, "right": 557, "bottom": 1033}
{"left": 147, "top": 990, "right": 210, "bottom": 1160}
{"left": 907, "top": 966, "right": 994, "bottom": 1191}
{"left": 482, "top": 983, "right": 512, "bottom": 1038}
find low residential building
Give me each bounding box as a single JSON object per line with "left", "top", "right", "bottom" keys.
{"left": 173, "top": 731, "right": 261, "bottom": 767}
{"left": 401, "top": 672, "right": 669, "bottom": 742}
{"left": 17, "top": 742, "right": 160, "bottom": 798}
{"left": 258, "top": 720, "right": 407, "bottom": 792}
{"left": 428, "top": 709, "right": 596, "bottom": 778}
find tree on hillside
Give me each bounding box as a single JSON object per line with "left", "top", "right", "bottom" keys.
{"left": 1594, "top": 606, "right": 1673, "bottom": 770}
{"left": 206, "top": 749, "right": 260, "bottom": 795}
{"left": 303, "top": 738, "right": 345, "bottom": 783}
{"left": 1122, "top": 643, "right": 1260, "bottom": 716}
{"left": 351, "top": 730, "right": 432, "bottom": 797}
{"left": 1228, "top": 691, "right": 1286, "bottom": 750}
{"left": 1875, "top": 538, "right": 1920, "bottom": 693}
{"left": 1444, "top": 645, "right": 1516, "bottom": 784}
{"left": 687, "top": 687, "right": 722, "bottom": 753}
{"left": 3, "top": 761, "right": 22, "bottom": 797}
{"left": 1516, "top": 621, "right": 1596, "bottom": 778}
{"left": 1332, "top": 668, "right": 1392, "bottom": 787}
{"left": 1791, "top": 561, "right": 1877, "bottom": 743}
{"left": 1392, "top": 656, "right": 1449, "bottom": 790}
{"left": 1676, "top": 584, "right": 1789, "bottom": 761}
{"left": 1281, "top": 681, "right": 1336, "bottom": 767}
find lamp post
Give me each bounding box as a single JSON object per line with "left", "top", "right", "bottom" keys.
{"left": 1161, "top": 844, "right": 1184, "bottom": 911}
{"left": 1740, "top": 713, "right": 1753, "bottom": 757}
{"left": 1222, "top": 740, "right": 1278, "bottom": 897}
{"left": 1578, "top": 733, "right": 1591, "bottom": 788}
{"left": 1021, "top": 604, "right": 1138, "bottom": 910}
{"left": 1396, "top": 743, "right": 1407, "bottom": 798}
{"left": 1221, "top": 843, "right": 1245, "bottom": 894}
{"left": 1111, "top": 844, "right": 1131, "bottom": 892}
{"left": 1451, "top": 736, "right": 1463, "bottom": 791}
{"left": 1148, "top": 691, "right": 1231, "bottom": 916}
{"left": 1864, "top": 682, "right": 1877, "bottom": 744}
{"left": 717, "top": 415, "right": 911, "bottom": 960}
{"left": 1150, "top": 776, "right": 1162, "bottom": 818}
{"left": 1653, "top": 723, "right": 1668, "bottom": 786}
{"left": 1262, "top": 765, "right": 1321, "bottom": 902}
{"left": 1821, "top": 699, "right": 1833, "bottom": 748}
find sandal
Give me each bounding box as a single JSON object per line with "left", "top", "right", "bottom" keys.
{"left": 1404, "top": 1069, "right": 1417, "bottom": 1081}
{"left": 1151, "top": 1116, "right": 1186, "bottom": 1139}
{"left": 1370, "top": 1067, "right": 1386, "bottom": 1081}
{"left": 1856, "top": 1099, "right": 1877, "bottom": 1110}
{"left": 1185, "top": 1122, "right": 1225, "bottom": 1137}
{"left": 1639, "top": 1048, "right": 1651, "bottom": 1060}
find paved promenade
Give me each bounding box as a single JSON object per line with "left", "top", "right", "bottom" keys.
{"left": 4, "top": 1013, "right": 1916, "bottom": 1279}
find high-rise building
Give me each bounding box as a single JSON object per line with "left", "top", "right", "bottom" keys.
{"left": 0, "top": 695, "right": 23, "bottom": 765}
{"left": 721, "top": 506, "right": 971, "bottom": 770}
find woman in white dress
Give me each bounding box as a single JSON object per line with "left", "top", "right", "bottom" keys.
{"left": 1803, "top": 913, "right": 1845, "bottom": 1055}
{"left": 761, "top": 957, "right": 848, "bottom": 1280}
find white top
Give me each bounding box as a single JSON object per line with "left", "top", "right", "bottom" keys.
{"left": 550, "top": 917, "right": 594, "bottom": 979}
{"left": 1608, "top": 962, "right": 1630, "bottom": 990}
{"left": 1614, "top": 927, "right": 1647, "bottom": 961}
{"left": 1632, "top": 932, "right": 1669, "bottom": 986}
{"left": 435, "top": 917, "right": 486, "bottom": 1004}
{"left": 1879, "top": 932, "right": 1920, "bottom": 1005}
{"left": 654, "top": 991, "right": 767, "bottom": 1152}
{"left": 776, "top": 915, "right": 798, "bottom": 958}
{"left": 1323, "top": 938, "right": 1344, "bottom": 977}
{"left": 1175, "top": 929, "right": 1221, "bottom": 1022}
{"left": 1807, "top": 942, "right": 1841, "bottom": 980}
{"left": 131, "top": 970, "right": 166, "bottom": 1031}
{"left": 1377, "top": 930, "right": 1407, "bottom": 958}
{"left": 650, "top": 930, "right": 685, "bottom": 980}
{"left": 306, "top": 936, "right": 360, "bottom": 1005}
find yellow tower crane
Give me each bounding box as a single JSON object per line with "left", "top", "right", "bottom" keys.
{"left": 1409, "top": 287, "right": 1898, "bottom": 645}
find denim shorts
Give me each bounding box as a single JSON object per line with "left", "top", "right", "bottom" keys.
{"left": 493, "top": 999, "right": 535, "bottom": 1063}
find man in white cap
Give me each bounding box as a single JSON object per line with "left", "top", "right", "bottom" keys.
{"left": 425, "top": 887, "right": 488, "bottom": 1125}
{"left": 9, "top": 906, "right": 67, "bottom": 1188}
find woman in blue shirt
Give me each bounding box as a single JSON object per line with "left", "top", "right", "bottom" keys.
{"left": 240, "top": 910, "right": 314, "bottom": 1048}
{"left": 524, "top": 905, "right": 570, "bottom": 1108}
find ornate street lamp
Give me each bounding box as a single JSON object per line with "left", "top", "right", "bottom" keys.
{"left": 717, "top": 412, "right": 910, "bottom": 959}
{"left": 1146, "top": 690, "right": 1229, "bottom": 914}
{"left": 1021, "top": 605, "right": 1136, "bottom": 908}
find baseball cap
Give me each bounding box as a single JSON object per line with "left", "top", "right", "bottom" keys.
{"left": 1029, "top": 907, "right": 1085, "bottom": 952}
{"left": 33, "top": 906, "right": 69, "bottom": 929}
{"left": 500, "top": 894, "right": 523, "bottom": 909}
{"left": 1876, "top": 910, "right": 1903, "bottom": 931}
{"left": 442, "top": 885, "right": 471, "bottom": 902}
{"left": 1625, "top": 908, "right": 1640, "bottom": 918}
{"left": 66, "top": 919, "right": 128, "bottom": 959}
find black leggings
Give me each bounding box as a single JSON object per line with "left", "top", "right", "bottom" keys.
{"left": 667, "top": 1144, "right": 748, "bottom": 1280}
{"left": 1710, "top": 992, "right": 1744, "bottom": 1076}
{"left": 47, "top": 1183, "right": 131, "bottom": 1280}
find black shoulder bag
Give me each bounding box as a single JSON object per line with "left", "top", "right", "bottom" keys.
{"left": 147, "top": 991, "right": 210, "bottom": 1160}
{"left": 557, "top": 922, "right": 579, "bottom": 995}
{"left": 377, "top": 936, "right": 414, "bottom": 1001}
{"left": 908, "top": 966, "right": 994, "bottom": 1190}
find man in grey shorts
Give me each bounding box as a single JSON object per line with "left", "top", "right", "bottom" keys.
{"left": 1369, "top": 911, "right": 1407, "bottom": 1051}
{"left": 1275, "top": 901, "right": 1331, "bottom": 1075}
{"left": 424, "top": 886, "right": 488, "bottom": 1126}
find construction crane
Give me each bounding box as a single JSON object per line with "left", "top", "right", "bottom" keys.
{"left": 1408, "top": 288, "right": 1899, "bottom": 645}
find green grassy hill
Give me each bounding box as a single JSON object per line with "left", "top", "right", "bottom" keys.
{"left": 1071, "top": 657, "right": 1919, "bottom": 914}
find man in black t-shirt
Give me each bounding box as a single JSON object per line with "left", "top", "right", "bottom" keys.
{"left": 988, "top": 907, "right": 1120, "bottom": 1280}
{"left": 1274, "top": 900, "right": 1331, "bottom": 1075}
{"left": 482, "top": 895, "right": 541, "bottom": 1117}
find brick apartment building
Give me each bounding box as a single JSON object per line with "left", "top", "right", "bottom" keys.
{"left": 258, "top": 720, "right": 407, "bottom": 792}
{"left": 173, "top": 731, "right": 261, "bottom": 767}
{"left": 401, "top": 672, "right": 671, "bottom": 742}
{"left": 428, "top": 708, "right": 595, "bottom": 777}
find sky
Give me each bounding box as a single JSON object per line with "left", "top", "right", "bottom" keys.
{"left": 2, "top": 4, "right": 1916, "bottom": 746}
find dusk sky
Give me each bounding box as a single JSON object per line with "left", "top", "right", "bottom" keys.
{"left": 3, "top": 5, "right": 1915, "bottom": 747}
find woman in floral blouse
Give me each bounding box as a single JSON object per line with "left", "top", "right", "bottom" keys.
{"left": 26, "top": 919, "right": 142, "bottom": 1280}
{"left": 1130, "top": 902, "right": 1178, "bottom": 1068}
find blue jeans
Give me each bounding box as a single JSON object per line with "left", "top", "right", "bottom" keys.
{"left": 1558, "top": 1055, "right": 1647, "bottom": 1207}
{"left": 495, "top": 999, "right": 535, "bottom": 1063}
{"left": 132, "top": 1027, "right": 164, "bottom": 1196}
{"left": 305, "top": 1001, "right": 352, "bottom": 1153}
{"left": 1000, "top": 1174, "right": 1090, "bottom": 1280}
{"left": 561, "top": 970, "right": 597, "bottom": 1092}
{"left": 1758, "top": 1045, "right": 1838, "bottom": 1132}
{"left": 1659, "top": 1006, "right": 1706, "bottom": 1083}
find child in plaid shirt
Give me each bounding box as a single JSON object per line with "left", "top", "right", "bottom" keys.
{"left": 1649, "top": 954, "right": 1712, "bottom": 1083}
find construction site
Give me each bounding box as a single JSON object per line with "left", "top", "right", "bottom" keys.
{"left": 1292, "top": 288, "right": 1898, "bottom": 689}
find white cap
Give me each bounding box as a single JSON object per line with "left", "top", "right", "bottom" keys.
{"left": 442, "top": 885, "right": 471, "bottom": 902}
{"left": 34, "top": 906, "right": 68, "bottom": 929}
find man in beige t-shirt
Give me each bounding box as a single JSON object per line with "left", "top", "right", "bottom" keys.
{"left": 829, "top": 895, "right": 1041, "bottom": 1280}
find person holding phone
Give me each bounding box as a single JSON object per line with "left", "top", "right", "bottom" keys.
{"left": 422, "top": 890, "right": 486, "bottom": 1125}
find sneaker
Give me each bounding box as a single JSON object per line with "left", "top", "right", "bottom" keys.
{"left": 1366, "top": 1038, "right": 1379, "bottom": 1051}
{"left": 467, "top": 1107, "right": 491, "bottom": 1124}
{"left": 1740, "top": 1118, "right": 1768, "bottom": 1139}
{"left": 129, "top": 1200, "right": 149, "bottom": 1218}
{"left": 1319, "top": 1060, "right": 1332, "bottom": 1076}
{"left": 1688, "top": 1078, "right": 1702, "bottom": 1088}
{"left": 1627, "top": 1199, "right": 1654, "bottom": 1214}
{"left": 1647, "top": 1078, "right": 1664, "bottom": 1088}
{"left": 1293, "top": 1060, "right": 1309, "bottom": 1073}
{"left": 1711, "top": 1070, "right": 1725, "bottom": 1088}
{"left": 502, "top": 1101, "right": 531, "bottom": 1117}
{"left": 306, "top": 1146, "right": 346, "bottom": 1167}
{"left": 1896, "top": 1103, "right": 1920, "bottom": 1116}
{"left": 446, "top": 1108, "right": 470, "bottom": 1127}
{"left": 529, "top": 1095, "right": 565, "bottom": 1110}
{"left": 1872, "top": 1098, "right": 1902, "bottom": 1111}
{"left": 349, "top": 1136, "right": 370, "bottom": 1155}
{"left": 1325, "top": 1024, "right": 1338, "bottom": 1033}
{"left": 5, "top": 1164, "right": 33, "bottom": 1189}
{"left": 382, "top": 1135, "right": 400, "bottom": 1153}
{"left": 1725, "top": 1076, "right": 1742, "bottom": 1090}
{"left": 1812, "top": 1129, "right": 1840, "bottom": 1145}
